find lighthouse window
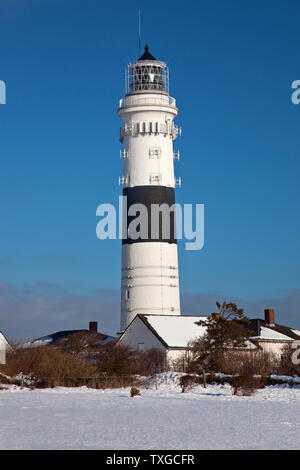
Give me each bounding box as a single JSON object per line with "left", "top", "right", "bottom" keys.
{"left": 149, "top": 146, "right": 161, "bottom": 158}
{"left": 125, "top": 289, "right": 130, "bottom": 301}
{"left": 150, "top": 173, "right": 161, "bottom": 184}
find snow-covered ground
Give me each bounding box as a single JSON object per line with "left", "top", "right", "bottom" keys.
{"left": 0, "top": 373, "right": 299, "bottom": 450}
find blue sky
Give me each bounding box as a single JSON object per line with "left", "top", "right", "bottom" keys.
{"left": 0, "top": 0, "right": 300, "bottom": 338}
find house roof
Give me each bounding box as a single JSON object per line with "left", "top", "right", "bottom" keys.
{"left": 137, "top": 315, "right": 258, "bottom": 350}
{"left": 0, "top": 330, "right": 10, "bottom": 347}
{"left": 247, "top": 319, "right": 300, "bottom": 342}
{"left": 138, "top": 314, "right": 208, "bottom": 348}
{"left": 22, "top": 329, "right": 116, "bottom": 348}
{"left": 120, "top": 314, "right": 300, "bottom": 350}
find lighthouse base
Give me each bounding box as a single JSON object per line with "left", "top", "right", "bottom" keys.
{"left": 120, "top": 242, "right": 181, "bottom": 331}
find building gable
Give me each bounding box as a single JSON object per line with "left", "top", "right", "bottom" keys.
{"left": 118, "top": 315, "right": 167, "bottom": 351}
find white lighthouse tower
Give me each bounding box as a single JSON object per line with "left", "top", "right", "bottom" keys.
{"left": 118, "top": 45, "right": 181, "bottom": 332}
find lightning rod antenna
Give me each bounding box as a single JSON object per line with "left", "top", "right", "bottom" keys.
{"left": 138, "top": 10, "right": 141, "bottom": 58}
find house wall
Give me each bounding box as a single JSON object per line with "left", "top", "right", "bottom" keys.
{"left": 256, "top": 340, "right": 291, "bottom": 357}
{"left": 118, "top": 321, "right": 192, "bottom": 370}
{"left": 0, "top": 332, "right": 8, "bottom": 365}
{"left": 167, "top": 348, "right": 186, "bottom": 363}
{"left": 118, "top": 317, "right": 167, "bottom": 352}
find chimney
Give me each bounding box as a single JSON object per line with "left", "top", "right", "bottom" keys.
{"left": 264, "top": 309, "right": 275, "bottom": 326}
{"left": 212, "top": 313, "right": 220, "bottom": 320}
{"left": 89, "top": 321, "right": 98, "bottom": 333}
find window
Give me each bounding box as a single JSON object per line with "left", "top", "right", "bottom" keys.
{"left": 149, "top": 146, "right": 161, "bottom": 159}
{"left": 149, "top": 173, "right": 161, "bottom": 184}
{"left": 138, "top": 343, "right": 145, "bottom": 352}
{"left": 125, "top": 289, "right": 130, "bottom": 301}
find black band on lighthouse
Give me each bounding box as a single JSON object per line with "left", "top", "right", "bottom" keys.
{"left": 123, "top": 186, "right": 177, "bottom": 245}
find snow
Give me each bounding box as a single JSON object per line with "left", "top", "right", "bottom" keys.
{"left": 256, "top": 326, "right": 293, "bottom": 341}
{"left": 270, "top": 375, "right": 300, "bottom": 384}
{"left": 292, "top": 329, "right": 300, "bottom": 338}
{"left": 0, "top": 373, "right": 299, "bottom": 450}
{"left": 144, "top": 315, "right": 208, "bottom": 347}
{"left": 143, "top": 316, "right": 298, "bottom": 349}
{"left": 21, "top": 333, "right": 115, "bottom": 349}
{"left": 243, "top": 339, "right": 257, "bottom": 349}
{"left": 21, "top": 337, "right": 53, "bottom": 349}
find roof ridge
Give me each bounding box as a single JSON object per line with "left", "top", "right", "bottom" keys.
{"left": 143, "top": 314, "right": 208, "bottom": 317}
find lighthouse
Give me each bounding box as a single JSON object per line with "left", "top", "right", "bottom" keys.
{"left": 118, "top": 45, "right": 181, "bottom": 332}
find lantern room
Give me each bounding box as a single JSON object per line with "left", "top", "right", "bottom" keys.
{"left": 127, "top": 45, "right": 169, "bottom": 94}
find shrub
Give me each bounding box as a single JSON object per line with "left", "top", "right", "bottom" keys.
{"left": 0, "top": 372, "right": 11, "bottom": 385}
{"left": 222, "top": 350, "right": 278, "bottom": 376}
{"left": 56, "top": 331, "right": 90, "bottom": 354}
{"left": 190, "top": 349, "right": 277, "bottom": 377}
{"left": 96, "top": 375, "right": 145, "bottom": 389}
{"left": 94, "top": 344, "right": 143, "bottom": 376}
{"left": 179, "top": 374, "right": 201, "bottom": 393}
{"left": 140, "top": 348, "right": 166, "bottom": 375}
{"left": 170, "top": 347, "right": 196, "bottom": 373}
{"left": 3, "top": 346, "right": 97, "bottom": 388}
{"left": 277, "top": 344, "right": 300, "bottom": 377}
{"left": 232, "top": 375, "right": 265, "bottom": 396}
{"left": 94, "top": 344, "right": 166, "bottom": 377}
{"left": 130, "top": 387, "right": 141, "bottom": 397}
{"left": 1, "top": 342, "right": 167, "bottom": 389}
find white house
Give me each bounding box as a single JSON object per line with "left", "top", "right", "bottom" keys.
{"left": 118, "top": 314, "right": 208, "bottom": 365}
{"left": 248, "top": 309, "right": 300, "bottom": 357}
{"left": 117, "top": 309, "right": 300, "bottom": 367}
{"left": 0, "top": 330, "right": 10, "bottom": 365}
